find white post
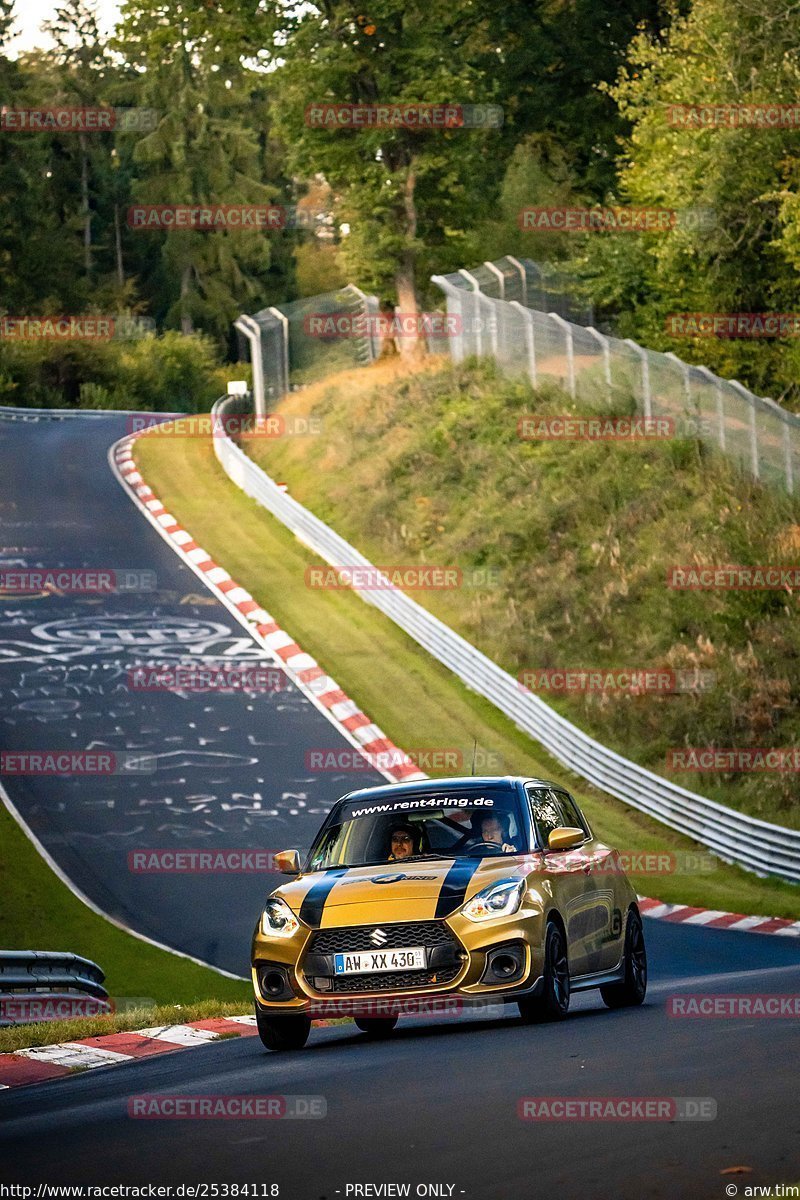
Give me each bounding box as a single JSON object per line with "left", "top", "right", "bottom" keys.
{"left": 233, "top": 315, "right": 266, "bottom": 420}
{"left": 506, "top": 256, "right": 527, "bottom": 307}
{"left": 431, "top": 274, "right": 467, "bottom": 364}
{"left": 510, "top": 301, "right": 536, "bottom": 387}
{"left": 549, "top": 313, "right": 575, "bottom": 399}
{"left": 694, "top": 366, "right": 726, "bottom": 450}
{"left": 267, "top": 306, "right": 290, "bottom": 398}
{"left": 730, "top": 380, "right": 760, "bottom": 480}
{"left": 483, "top": 260, "right": 505, "bottom": 300}
{"left": 783, "top": 421, "right": 794, "bottom": 495}
{"left": 586, "top": 326, "right": 612, "bottom": 393}
{"left": 624, "top": 339, "right": 651, "bottom": 420}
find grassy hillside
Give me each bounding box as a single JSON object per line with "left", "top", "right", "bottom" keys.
{"left": 240, "top": 357, "right": 800, "bottom": 831}
{"left": 135, "top": 408, "right": 800, "bottom": 918}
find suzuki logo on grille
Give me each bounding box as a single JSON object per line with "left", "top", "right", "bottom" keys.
{"left": 370, "top": 928, "right": 389, "bottom": 946}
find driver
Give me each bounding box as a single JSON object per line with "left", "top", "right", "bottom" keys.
{"left": 387, "top": 823, "right": 421, "bottom": 861}
{"left": 478, "top": 812, "right": 517, "bottom": 854}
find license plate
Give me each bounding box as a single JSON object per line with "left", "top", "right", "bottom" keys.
{"left": 333, "top": 947, "right": 426, "bottom": 975}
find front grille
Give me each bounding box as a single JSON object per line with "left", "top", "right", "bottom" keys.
{"left": 303, "top": 921, "right": 464, "bottom": 994}
{"left": 308, "top": 921, "right": 457, "bottom": 955}
{"left": 330, "top": 965, "right": 462, "bottom": 993}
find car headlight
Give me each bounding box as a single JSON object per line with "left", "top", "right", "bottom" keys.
{"left": 260, "top": 898, "right": 301, "bottom": 938}
{"left": 461, "top": 878, "right": 525, "bottom": 922}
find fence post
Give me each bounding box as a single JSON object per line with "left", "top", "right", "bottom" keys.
{"left": 586, "top": 326, "right": 612, "bottom": 399}
{"left": 483, "top": 260, "right": 505, "bottom": 300}
{"left": 549, "top": 313, "right": 575, "bottom": 399}
{"left": 730, "top": 380, "right": 760, "bottom": 481}
{"left": 267, "top": 306, "right": 290, "bottom": 399}
{"left": 506, "top": 256, "right": 527, "bottom": 306}
{"left": 783, "top": 420, "right": 794, "bottom": 495}
{"left": 431, "top": 274, "right": 467, "bottom": 364}
{"left": 693, "top": 366, "right": 726, "bottom": 450}
{"left": 510, "top": 301, "right": 536, "bottom": 387}
{"left": 347, "top": 284, "right": 380, "bottom": 362}
{"left": 233, "top": 315, "right": 266, "bottom": 419}
{"left": 664, "top": 350, "right": 692, "bottom": 408}
{"left": 623, "top": 339, "right": 652, "bottom": 420}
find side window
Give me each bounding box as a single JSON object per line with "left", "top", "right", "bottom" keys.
{"left": 552, "top": 790, "right": 589, "bottom": 837}
{"left": 526, "top": 787, "right": 565, "bottom": 848}
{"left": 527, "top": 787, "right": 588, "bottom": 849}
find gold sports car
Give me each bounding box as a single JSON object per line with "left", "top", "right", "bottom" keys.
{"left": 251, "top": 776, "right": 647, "bottom": 1050}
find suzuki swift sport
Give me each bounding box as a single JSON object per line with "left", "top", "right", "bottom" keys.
{"left": 251, "top": 776, "right": 647, "bottom": 1050}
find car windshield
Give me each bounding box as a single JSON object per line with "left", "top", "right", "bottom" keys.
{"left": 306, "top": 787, "right": 529, "bottom": 870}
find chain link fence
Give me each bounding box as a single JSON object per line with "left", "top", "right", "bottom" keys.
{"left": 433, "top": 257, "right": 800, "bottom": 495}
{"left": 236, "top": 285, "right": 380, "bottom": 410}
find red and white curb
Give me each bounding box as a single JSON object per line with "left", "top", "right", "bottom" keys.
{"left": 111, "top": 429, "right": 424, "bottom": 785}
{"left": 0, "top": 1016, "right": 258, "bottom": 1089}
{"left": 638, "top": 896, "right": 800, "bottom": 937}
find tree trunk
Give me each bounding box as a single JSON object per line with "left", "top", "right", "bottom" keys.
{"left": 180, "top": 264, "right": 194, "bottom": 335}
{"left": 394, "top": 167, "right": 424, "bottom": 359}
{"left": 113, "top": 203, "right": 124, "bottom": 290}
{"left": 79, "top": 131, "right": 92, "bottom": 277}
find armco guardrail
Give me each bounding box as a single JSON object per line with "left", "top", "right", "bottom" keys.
{"left": 0, "top": 951, "right": 109, "bottom": 1025}
{"left": 210, "top": 395, "right": 800, "bottom": 883}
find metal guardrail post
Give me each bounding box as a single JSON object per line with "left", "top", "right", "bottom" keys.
{"left": 693, "top": 366, "right": 726, "bottom": 451}
{"left": 548, "top": 313, "right": 576, "bottom": 399}
{"left": 783, "top": 421, "right": 794, "bottom": 495}
{"left": 233, "top": 315, "right": 266, "bottom": 420}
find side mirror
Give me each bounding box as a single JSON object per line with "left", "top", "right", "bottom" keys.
{"left": 273, "top": 849, "right": 301, "bottom": 875}
{"left": 547, "top": 827, "right": 585, "bottom": 852}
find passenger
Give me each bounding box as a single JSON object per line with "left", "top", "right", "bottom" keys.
{"left": 387, "top": 823, "right": 421, "bottom": 861}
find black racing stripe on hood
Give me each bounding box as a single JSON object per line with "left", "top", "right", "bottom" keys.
{"left": 434, "top": 858, "right": 482, "bottom": 918}
{"left": 299, "top": 868, "right": 349, "bottom": 928}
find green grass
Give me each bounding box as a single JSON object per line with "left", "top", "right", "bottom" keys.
{"left": 240, "top": 357, "right": 800, "bottom": 830}
{"left": 0, "top": 797, "right": 252, "bottom": 1014}
{"left": 135, "top": 401, "right": 800, "bottom": 920}
{"left": 0, "top": 998, "right": 253, "bottom": 1055}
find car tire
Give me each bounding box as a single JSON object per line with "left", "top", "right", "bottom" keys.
{"left": 354, "top": 1016, "right": 398, "bottom": 1037}
{"left": 600, "top": 908, "right": 647, "bottom": 1009}
{"left": 518, "top": 920, "right": 570, "bottom": 1023}
{"left": 255, "top": 1010, "right": 311, "bottom": 1051}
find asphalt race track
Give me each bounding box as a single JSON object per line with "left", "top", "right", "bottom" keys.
{"left": 0, "top": 411, "right": 385, "bottom": 976}
{"left": 1, "top": 921, "right": 799, "bottom": 1198}
{"left": 0, "top": 411, "right": 798, "bottom": 1198}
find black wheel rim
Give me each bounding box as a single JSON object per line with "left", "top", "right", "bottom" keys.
{"left": 629, "top": 917, "right": 647, "bottom": 992}
{"left": 550, "top": 930, "right": 570, "bottom": 1008}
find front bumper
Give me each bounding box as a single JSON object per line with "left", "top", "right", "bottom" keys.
{"left": 252, "top": 906, "right": 546, "bottom": 1015}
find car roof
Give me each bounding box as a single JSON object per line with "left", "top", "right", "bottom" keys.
{"left": 338, "top": 775, "right": 560, "bottom": 803}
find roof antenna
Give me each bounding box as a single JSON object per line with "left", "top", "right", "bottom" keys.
{"left": 470, "top": 738, "right": 478, "bottom": 776}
